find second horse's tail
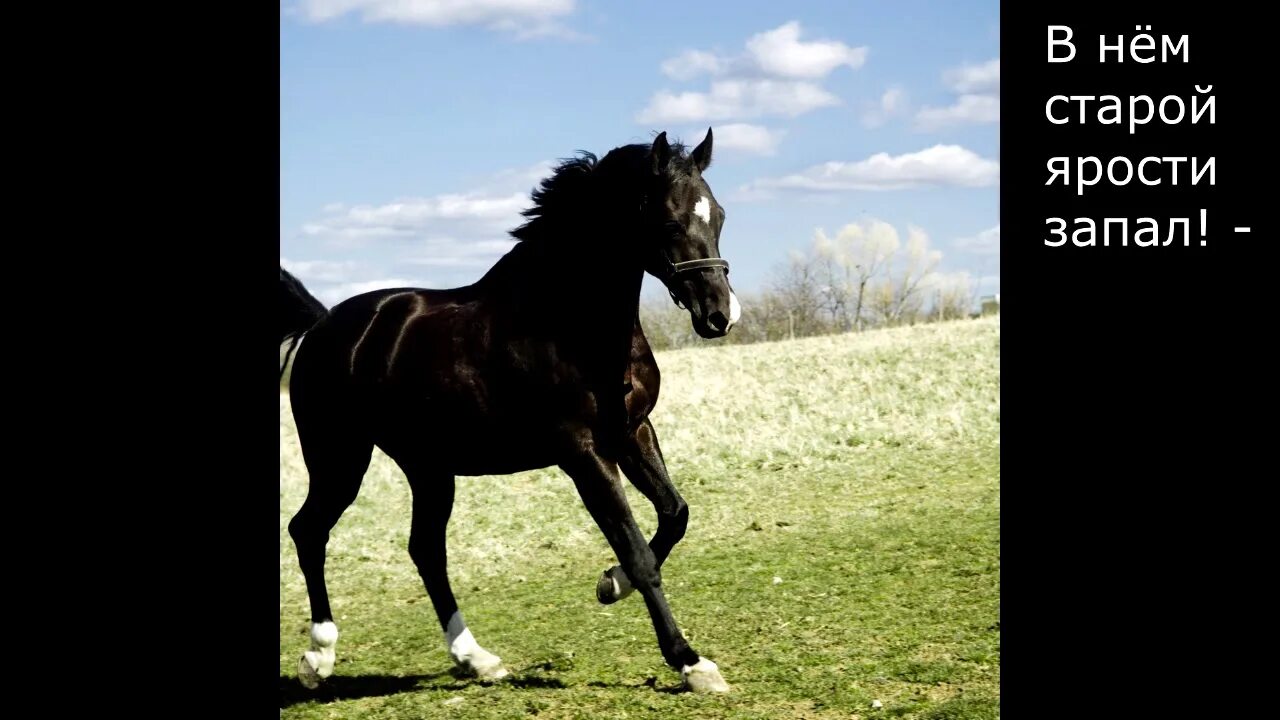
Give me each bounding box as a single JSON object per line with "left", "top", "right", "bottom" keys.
{"left": 281, "top": 266, "right": 328, "bottom": 388}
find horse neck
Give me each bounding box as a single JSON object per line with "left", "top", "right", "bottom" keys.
{"left": 519, "top": 237, "right": 643, "bottom": 319}
{"left": 486, "top": 226, "right": 645, "bottom": 375}
{"left": 487, "top": 158, "right": 651, "bottom": 375}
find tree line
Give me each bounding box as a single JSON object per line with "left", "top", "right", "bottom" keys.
{"left": 640, "top": 220, "right": 994, "bottom": 351}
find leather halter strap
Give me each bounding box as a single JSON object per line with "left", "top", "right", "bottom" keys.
{"left": 639, "top": 199, "right": 729, "bottom": 308}
{"left": 668, "top": 257, "right": 730, "bottom": 274}
{"left": 652, "top": 254, "right": 729, "bottom": 310}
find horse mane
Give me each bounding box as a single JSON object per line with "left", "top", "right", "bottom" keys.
{"left": 510, "top": 139, "right": 693, "bottom": 244}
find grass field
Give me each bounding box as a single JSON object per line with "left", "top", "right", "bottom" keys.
{"left": 280, "top": 316, "right": 1000, "bottom": 719}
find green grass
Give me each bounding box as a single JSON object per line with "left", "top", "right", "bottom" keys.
{"left": 280, "top": 317, "right": 1000, "bottom": 719}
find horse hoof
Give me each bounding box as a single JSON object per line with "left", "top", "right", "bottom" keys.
{"left": 457, "top": 648, "right": 510, "bottom": 681}
{"left": 596, "top": 566, "right": 634, "bottom": 605}
{"left": 297, "top": 652, "right": 326, "bottom": 690}
{"left": 475, "top": 663, "right": 510, "bottom": 682}
{"left": 682, "top": 658, "right": 731, "bottom": 693}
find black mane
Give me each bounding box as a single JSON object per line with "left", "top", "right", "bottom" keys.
{"left": 510, "top": 140, "right": 693, "bottom": 244}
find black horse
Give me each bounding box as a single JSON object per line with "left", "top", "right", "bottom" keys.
{"left": 280, "top": 129, "right": 738, "bottom": 693}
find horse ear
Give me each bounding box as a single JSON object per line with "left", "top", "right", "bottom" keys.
{"left": 691, "top": 127, "right": 713, "bottom": 172}
{"left": 650, "top": 131, "right": 671, "bottom": 175}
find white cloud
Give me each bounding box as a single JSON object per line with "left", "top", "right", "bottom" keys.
{"left": 403, "top": 238, "right": 519, "bottom": 268}
{"left": 639, "top": 21, "right": 865, "bottom": 124}
{"left": 686, "top": 123, "right": 784, "bottom": 156}
{"left": 280, "top": 258, "right": 435, "bottom": 306}
{"left": 861, "top": 87, "right": 908, "bottom": 128}
{"left": 743, "top": 144, "right": 999, "bottom": 193}
{"left": 347, "top": 193, "right": 525, "bottom": 226}
{"left": 301, "top": 159, "right": 554, "bottom": 249}
{"left": 744, "top": 21, "right": 868, "bottom": 79}
{"left": 638, "top": 79, "right": 839, "bottom": 124}
{"left": 915, "top": 59, "right": 1000, "bottom": 130}
{"left": 295, "top": 0, "right": 578, "bottom": 38}
{"left": 302, "top": 191, "right": 530, "bottom": 249}
{"left": 318, "top": 278, "right": 432, "bottom": 306}
{"left": 280, "top": 258, "right": 359, "bottom": 283}
{"left": 287, "top": 161, "right": 563, "bottom": 296}
{"left": 953, "top": 224, "right": 1000, "bottom": 255}
{"left": 879, "top": 87, "right": 907, "bottom": 112}
{"left": 294, "top": 161, "right": 553, "bottom": 292}
{"left": 915, "top": 94, "right": 1000, "bottom": 130}
{"left": 661, "top": 50, "right": 728, "bottom": 81}
{"left": 488, "top": 160, "right": 559, "bottom": 187}
{"left": 944, "top": 59, "right": 1000, "bottom": 94}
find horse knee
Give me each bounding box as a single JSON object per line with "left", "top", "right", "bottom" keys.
{"left": 654, "top": 500, "right": 688, "bottom": 547}
{"left": 668, "top": 500, "right": 689, "bottom": 539}
{"left": 288, "top": 512, "right": 320, "bottom": 547}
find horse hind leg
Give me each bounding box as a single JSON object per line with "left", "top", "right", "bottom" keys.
{"left": 287, "top": 422, "right": 373, "bottom": 689}
{"left": 403, "top": 467, "right": 508, "bottom": 681}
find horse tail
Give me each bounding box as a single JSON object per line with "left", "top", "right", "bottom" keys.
{"left": 281, "top": 266, "right": 328, "bottom": 388}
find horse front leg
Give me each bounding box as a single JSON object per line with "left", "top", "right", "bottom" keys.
{"left": 561, "top": 448, "right": 729, "bottom": 693}
{"left": 596, "top": 418, "right": 688, "bottom": 606}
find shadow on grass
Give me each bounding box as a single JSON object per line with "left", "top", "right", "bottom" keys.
{"left": 281, "top": 667, "right": 687, "bottom": 708}
{"left": 280, "top": 667, "right": 583, "bottom": 708}
{"left": 280, "top": 672, "right": 448, "bottom": 707}
{"left": 586, "top": 678, "right": 688, "bottom": 694}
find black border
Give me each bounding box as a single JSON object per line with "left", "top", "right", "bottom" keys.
{"left": 39, "top": 5, "right": 284, "bottom": 712}
{"left": 1002, "top": 2, "right": 1265, "bottom": 714}
{"left": 36, "top": 2, "right": 1268, "bottom": 715}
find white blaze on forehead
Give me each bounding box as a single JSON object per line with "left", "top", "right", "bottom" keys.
{"left": 693, "top": 196, "right": 712, "bottom": 224}
{"left": 728, "top": 291, "right": 742, "bottom": 326}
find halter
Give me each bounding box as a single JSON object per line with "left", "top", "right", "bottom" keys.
{"left": 652, "top": 253, "right": 730, "bottom": 310}
{"left": 640, "top": 199, "right": 730, "bottom": 310}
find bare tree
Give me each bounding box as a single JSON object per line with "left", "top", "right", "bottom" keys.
{"left": 853, "top": 221, "right": 898, "bottom": 331}
{"left": 770, "top": 250, "right": 827, "bottom": 338}
{"left": 813, "top": 242, "right": 849, "bottom": 331}
{"left": 810, "top": 221, "right": 901, "bottom": 331}
{"left": 640, "top": 219, "right": 982, "bottom": 349}
{"left": 929, "top": 271, "right": 975, "bottom": 321}
{"left": 867, "top": 279, "right": 897, "bottom": 327}
{"left": 885, "top": 226, "right": 941, "bottom": 325}
{"left": 737, "top": 290, "right": 790, "bottom": 344}
{"left": 639, "top": 295, "right": 695, "bottom": 350}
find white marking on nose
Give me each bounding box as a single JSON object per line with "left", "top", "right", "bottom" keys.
{"left": 694, "top": 196, "right": 711, "bottom": 224}
{"left": 728, "top": 291, "right": 741, "bottom": 328}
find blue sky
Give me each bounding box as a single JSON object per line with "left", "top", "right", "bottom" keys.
{"left": 281, "top": 0, "right": 1000, "bottom": 307}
